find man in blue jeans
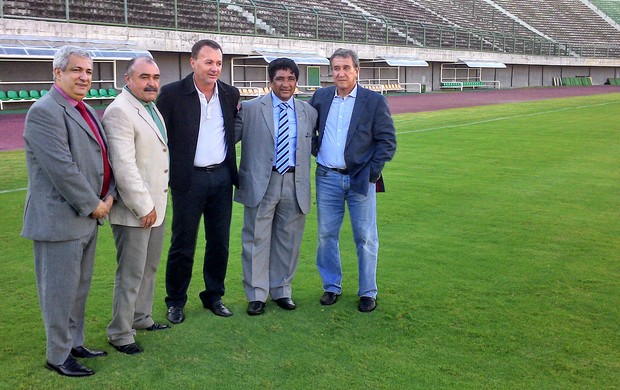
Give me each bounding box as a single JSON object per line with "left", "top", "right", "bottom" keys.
{"left": 309, "top": 48, "right": 396, "bottom": 312}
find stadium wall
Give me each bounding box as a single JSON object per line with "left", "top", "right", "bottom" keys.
{"left": 1, "top": 19, "right": 620, "bottom": 91}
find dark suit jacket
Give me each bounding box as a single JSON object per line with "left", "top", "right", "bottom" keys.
{"left": 157, "top": 74, "right": 240, "bottom": 192}
{"left": 22, "top": 87, "right": 115, "bottom": 241}
{"left": 309, "top": 84, "right": 397, "bottom": 196}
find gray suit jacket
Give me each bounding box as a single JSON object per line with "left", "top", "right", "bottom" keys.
{"left": 102, "top": 89, "right": 169, "bottom": 227}
{"left": 234, "top": 93, "right": 318, "bottom": 214}
{"left": 22, "top": 87, "right": 115, "bottom": 241}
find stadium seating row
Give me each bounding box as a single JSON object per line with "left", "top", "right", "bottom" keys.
{"left": 0, "top": 88, "right": 118, "bottom": 110}
{"left": 607, "top": 78, "right": 620, "bottom": 86}
{"left": 440, "top": 81, "right": 487, "bottom": 91}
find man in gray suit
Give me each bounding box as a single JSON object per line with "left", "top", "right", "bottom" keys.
{"left": 22, "top": 45, "right": 115, "bottom": 377}
{"left": 235, "top": 58, "right": 318, "bottom": 315}
{"left": 102, "top": 57, "right": 170, "bottom": 356}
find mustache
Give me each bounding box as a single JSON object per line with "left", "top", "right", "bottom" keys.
{"left": 144, "top": 86, "right": 158, "bottom": 92}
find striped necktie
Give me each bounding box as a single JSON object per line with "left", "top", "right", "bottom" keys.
{"left": 275, "top": 102, "right": 290, "bottom": 174}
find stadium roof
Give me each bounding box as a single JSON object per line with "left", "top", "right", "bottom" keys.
{"left": 0, "top": 36, "right": 151, "bottom": 60}
{"left": 377, "top": 55, "right": 429, "bottom": 67}
{"left": 457, "top": 58, "right": 507, "bottom": 68}
{"left": 252, "top": 49, "right": 329, "bottom": 65}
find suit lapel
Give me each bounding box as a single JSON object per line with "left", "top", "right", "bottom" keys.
{"left": 345, "top": 85, "right": 366, "bottom": 148}
{"left": 51, "top": 89, "right": 99, "bottom": 142}
{"left": 122, "top": 90, "right": 166, "bottom": 145}
{"left": 260, "top": 93, "right": 276, "bottom": 138}
{"left": 318, "top": 86, "right": 335, "bottom": 138}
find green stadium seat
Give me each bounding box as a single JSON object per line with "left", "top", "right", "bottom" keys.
{"left": 107, "top": 88, "right": 118, "bottom": 97}
{"left": 18, "top": 90, "right": 30, "bottom": 99}
{"left": 0, "top": 91, "right": 8, "bottom": 101}
{"left": 29, "top": 90, "right": 41, "bottom": 99}
{"left": 88, "top": 88, "right": 100, "bottom": 98}
{"left": 7, "top": 90, "right": 20, "bottom": 100}
{"left": 40, "top": 89, "right": 48, "bottom": 97}
{"left": 99, "top": 88, "right": 109, "bottom": 97}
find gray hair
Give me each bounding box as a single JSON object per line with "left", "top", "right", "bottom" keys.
{"left": 126, "top": 56, "right": 157, "bottom": 77}
{"left": 52, "top": 45, "right": 91, "bottom": 75}
{"left": 330, "top": 48, "right": 359, "bottom": 69}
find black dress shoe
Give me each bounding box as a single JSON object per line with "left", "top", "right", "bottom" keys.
{"left": 358, "top": 297, "right": 377, "bottom": 313}
{"left": 274, "top": 297, "right": 296, "bottom": 310}
{"left": 110, "top": 342, "right": 143, "bottom": 355}
{"left": 320, "top": 292, "right": 340, "bottom": 305}
{"left": 46, "top": 356, "right": 94, "bottom": 377}
{"left": 167, "top": 306, "right": 185, "bottom": 324}
{"left": 144, "top": 323, "right": 171, "bottom": 331}
{"left": 71, "top": 346, "right": 108, "bottom": 358}
{"left": 247, "top": 301, "right": 265, "bottom": 316}
{"left": 209, "top": 300, "right": 233, "bottom": 317}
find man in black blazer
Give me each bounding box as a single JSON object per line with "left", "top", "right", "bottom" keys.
{"left": 157, "top": 39, "right": 240, "bottom": 322}
{"left": 309, "top": 48, "right": 396, "bottom": 313}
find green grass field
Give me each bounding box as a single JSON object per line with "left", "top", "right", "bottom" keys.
{"left": 1, "top": 94, "right": 619, "bottom": 389}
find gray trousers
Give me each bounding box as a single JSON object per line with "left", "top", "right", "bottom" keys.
{"left": 34, "top": 226, "right": 98, "bottom": 365}
{"left": 241, "top": 172, "right": 306, "bottom": 302}
{"left": 107, "top": 222, "right": 165, "bottom": 346}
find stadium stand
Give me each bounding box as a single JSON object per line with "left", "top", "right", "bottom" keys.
{"left": 590, "top": 0, "right": 620, "bottom": 24}
{"left": 2, "top": 0, "right": 619, "bottom": 56}
{"left": 494, "top": 0, "right": 620, "bottom": 47}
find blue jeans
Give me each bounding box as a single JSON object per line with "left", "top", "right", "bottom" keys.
{"left": 315, "top": 165, "right": 378, "bottom": 298}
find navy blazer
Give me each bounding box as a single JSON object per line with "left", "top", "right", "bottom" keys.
{"left": 309, "top": 84, "right": 397, "bottom": 196}
{"left": 157, "top": 73, "right": 240, "bottom": 192}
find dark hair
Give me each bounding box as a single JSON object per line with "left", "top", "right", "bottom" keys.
{"left": 330, "top": 48, "right": 359, "bottom": 69}
{"left": 191, "top": 39, "right": 223, "bottom": 59}
{"left": 125, "top": 56, "right": 156, "bottom": 77}
{"left": 268, "top": 58, "right": 299, "bottom": 82}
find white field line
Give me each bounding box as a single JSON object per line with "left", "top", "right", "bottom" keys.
{"left": 1, "top": 102, "right": 616, "bottom": 194}
{"left": 396, "top": 101, "right": 616, "bottom": 136}
{"left": 0, "top": 187, "right": 26, "bottom": 194}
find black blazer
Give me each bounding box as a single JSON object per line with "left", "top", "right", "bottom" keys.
{"left": 310, "top": 85, "right": 396, "bottom": 196}
{"left": 157, "top": 73, "right": 240, "bottom": 192}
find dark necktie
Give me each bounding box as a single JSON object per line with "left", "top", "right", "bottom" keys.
{"left": 75, "top": 101, "right": 111, "bottom": 197}
{"left": 275, "top": 102, "right": 290, "bottom": 174}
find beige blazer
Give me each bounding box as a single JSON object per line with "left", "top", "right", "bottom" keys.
{"left": 102, "top": 89, "right": 169, "bottom": 227}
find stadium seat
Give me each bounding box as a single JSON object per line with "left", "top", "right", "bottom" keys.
{"left": 29, "top": 90, "right": 41, "bottom": 99}
{"left": 89, "top": 88, "right": 100, "bottom": 98}
{"left": 40, "top": 89, "right": 48, "bottom": 97}
{"left": 107, "top": 88, "right": 118, "bottom": 97}
{"left": 0, "top": 91, "right": 8, "bottom": 101}
{"left": 99, "top": 88, "right": 109, "bottom": 97}
{"left": 18, "top": 90, "right": 30, "bottom": 99}
{"left": 7, "top": 90, "right": 20, "bottom": 100}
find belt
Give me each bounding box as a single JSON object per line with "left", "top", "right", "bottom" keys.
{"left": 320, "top": 164, "right": 349, "bottom": 175}
{"left": 194, "top": 162, "right": 225, "bottom": 171}
{"left": 272, "top": 166, "right": 295, "bottom": 173}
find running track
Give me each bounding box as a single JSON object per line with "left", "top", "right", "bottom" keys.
{"left": 1, "top": 85, "right": 619, "bottom": 151}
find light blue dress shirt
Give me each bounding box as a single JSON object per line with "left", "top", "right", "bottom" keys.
{"left": 316, "top": 84, "right": 358, "bottom": 169}
{"left": 272, "top": 92, "right": 297, "bottom": 168}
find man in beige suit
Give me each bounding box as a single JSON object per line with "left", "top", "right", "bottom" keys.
{"left": 235, "top": 58, "right": 318, "bottom": 315}
{"left": 102, "top": 57, "right": 170, "bottom": 355}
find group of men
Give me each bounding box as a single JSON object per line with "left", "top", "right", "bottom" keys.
{"left": 22, "top": 40, "right": 396, "bottom": 377}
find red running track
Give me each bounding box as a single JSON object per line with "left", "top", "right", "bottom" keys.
{"left": 1, "top": 86, "right": 619, "bottom": 151}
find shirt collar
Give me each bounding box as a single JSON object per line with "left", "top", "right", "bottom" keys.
{"left": 271, "top": 92, "right": 293, "bottom": 109}
{"left": 193, "top": 78, "right": 219, "bottom": 100}
{"left": 123, "top": 85, "right": 153, "bottom": 107}
{"left": 333, "top": 84, "right": 358, "bottom": 99}
{"left": 53, "top": 84, "right": 79, "bottom": 107}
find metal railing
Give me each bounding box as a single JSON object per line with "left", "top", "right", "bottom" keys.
{"left": 1, "top": 0, "right": 619, "bottom": 58}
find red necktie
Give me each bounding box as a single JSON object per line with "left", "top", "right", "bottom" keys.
{"left": 75, "top": 101, "right": 111, "bottom": 197}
